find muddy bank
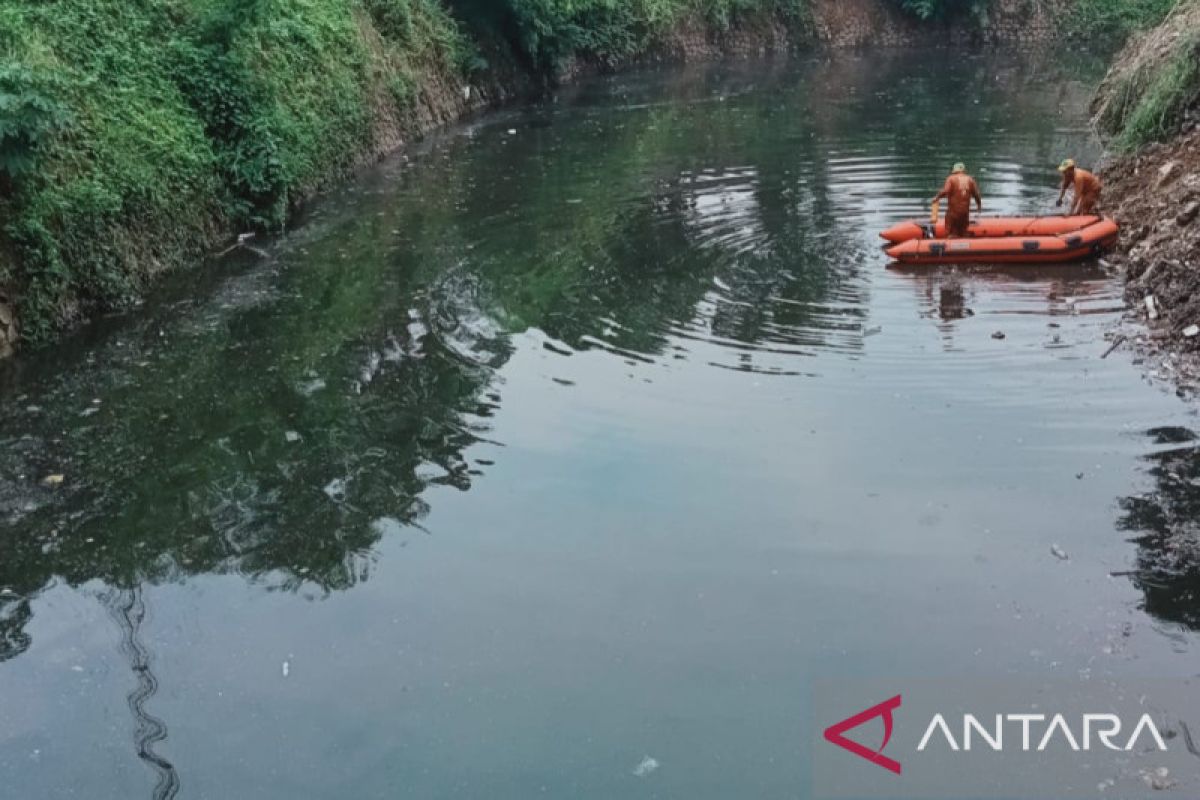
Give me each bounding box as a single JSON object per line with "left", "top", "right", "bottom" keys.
{"left": 1094, "top": 0, "right": 1200, "bottom": 392}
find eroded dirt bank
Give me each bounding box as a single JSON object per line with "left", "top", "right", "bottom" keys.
{"left": 1103, "top": 126, "right": 1200, "bottom": 388}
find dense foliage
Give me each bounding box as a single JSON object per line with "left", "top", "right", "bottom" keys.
{"left": 487, "top": 0, "right": 810, "bottom": 69}
{"left": 1066, "top": 0, "right": 1178, "bottom": 39}
{"left": 0, "top": 0, "right": 471, "bottom": 341}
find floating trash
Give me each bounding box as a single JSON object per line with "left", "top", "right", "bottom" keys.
{"left": 632, "top": 756, "right": 659, "bottom": 778}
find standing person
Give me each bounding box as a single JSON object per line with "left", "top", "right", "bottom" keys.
{"left": 931, "top": 162, "right": 983, "bottom": 238}
{"left": 1056, "top": 159, "right": 1103, "bottom": 215}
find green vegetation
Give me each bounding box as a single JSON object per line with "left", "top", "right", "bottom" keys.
{"left": 886, "top": 0, "right": 1178, "bottom": 33}
{"left": 485, "top": 0, "right": 811, "bottom": 70}
{"left": 1110, "top": 35, "right": 1199, "bottom": 148}
{"left": 0, "top": 0, "right": 470, "bottom": 342}
{"left": 1065, "top": 0, "right": 1178, "bottom": 40}
{"left": 1, "top": 0, "right": 1193, "bottom": 348}
{"left": 1091, "top": 0, "right": 1199, "bottom": 149}
{"left": 0, "top": 0, "right": 812, "bottom": 346}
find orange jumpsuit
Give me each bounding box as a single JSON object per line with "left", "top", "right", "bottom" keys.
{"left": 1061, "top": 168, "right": 1102, "bottom": 215}
{"left": 934, "top": 174, "right": 983, "bottom": 237}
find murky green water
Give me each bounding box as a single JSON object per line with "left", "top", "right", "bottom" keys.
{"left": 3, "top": 49, "right": 1200, "bottom": 799}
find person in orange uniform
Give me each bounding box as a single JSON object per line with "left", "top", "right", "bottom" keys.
{"left": 931, "top": 162, "right": 983, "bottom": 238}
{"left": 1056, "top": 159, "right": 1102, "bottom": 215}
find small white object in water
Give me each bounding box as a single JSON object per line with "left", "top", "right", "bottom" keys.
{"left": 297, "top": 377, "right": 326, "bottom": 396}
{"left": 282, "top": 660, "right": 290, "bottom": 678}
{"left": 1145, "top": 295, "right": 1159, "bottom": 320}
{"left": 1050, "top": 544, "right": 1069, "bottom": 561}
{"left": 632, "top": 756, "right": 659, "bottom": 778}
{"left": 1142, "top": 766, "right": 1175, "bottom": 791}
{"left": 285, "top": 431, "right": 302, "bottom": 443}
{"left": 507, "top": 128, "right": 517, "bottom": 136}
{"left": 1184, "top": 325, "right": 1200, "bottom": 338}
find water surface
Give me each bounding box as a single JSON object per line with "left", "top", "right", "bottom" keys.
{"left": 2, "top": 49, "right": 1200, "bottom": 799}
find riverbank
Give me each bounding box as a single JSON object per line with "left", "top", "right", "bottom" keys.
{"left": 5, "top": 50, "right": 1199, "bottom": 797}
{"left": 1093, "top": 0, "right": 1200, "bottom": 391}
{"left": 0, "top": 0, "right": 1086, "bottom": 359}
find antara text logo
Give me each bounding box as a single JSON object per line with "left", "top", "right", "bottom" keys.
{"left": 823, "top": 694, "right": 1168, "bottom": 775}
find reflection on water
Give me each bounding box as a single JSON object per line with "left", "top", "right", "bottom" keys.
{"left": 1, "top": 48, "right": 1198, "bottom": 799}
{"left": 1119, "top": 427, "right": 1200, "bottom": 630}
{"left": 103, "top": 586, "right": 180, "bottom": 800}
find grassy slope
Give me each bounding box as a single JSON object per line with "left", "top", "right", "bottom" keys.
{"left": 1090, "top": 0, "right": 1199, "bottom": 149}
{"left": 0, "top": 0, "right": 471, "bottom": 342}
{"left": 0, "top": 0, "right": 813, "bottom": 346}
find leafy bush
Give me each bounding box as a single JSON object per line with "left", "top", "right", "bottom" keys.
{"left": 0, "top": 65, "right": 72, "bottom": 184}
{"left": 483, "top": 0, "right": 809, "bottom": 70}
{"left": 0, "top": 0, "right": 469, "bottom": 341}
{"left": 1066, "top": 0, "right": 1179, "bottom": 40}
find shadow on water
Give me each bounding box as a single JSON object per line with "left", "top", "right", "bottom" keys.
{"left": 1118, "top": 427, "right": 1200, "bottom": 630}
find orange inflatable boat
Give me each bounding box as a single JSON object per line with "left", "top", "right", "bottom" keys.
{"left": 880, "top": 215, "right": 1119, "bottom": 265}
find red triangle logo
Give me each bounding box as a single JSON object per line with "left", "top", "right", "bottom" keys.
{"left": 823, "top": 695, "right": 903, "bottom": 775}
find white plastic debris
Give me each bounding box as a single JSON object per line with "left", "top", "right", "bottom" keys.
{"left": 282, "top": 660, "right": 290, "bottom": 678}
{"left": 632, "top": 756, "right": 659, "bottom": 778}
{"left": 1050, "top": 544, "right": 1069, "bottom": 561}
{"left": 1184, "top": 325, "right": 1200, "bottom": 338}
{"left": 1145, "top": 295, "right": 1159, "bottom": 320}
{"left": 1141, "top": 767, "right": 1175, "bottom": 791}
{"left": 507, "top": 128, "right": 517, "bottom": 136}
{"left": 284, "top": 431, "right": 302, "bottom": 443}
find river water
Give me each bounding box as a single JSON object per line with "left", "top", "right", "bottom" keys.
{"left": 2, "top": 49, "right": 1200, "bottom": 799}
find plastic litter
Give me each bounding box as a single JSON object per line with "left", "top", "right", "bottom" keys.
{"left": 633, "top": 756, "right": 659, "bottom": 778}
